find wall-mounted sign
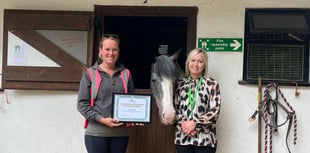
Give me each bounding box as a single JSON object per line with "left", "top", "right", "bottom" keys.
{"left": 198, "top": 38, "right": 242, "bottom": 52}
{"left": 158, "top": 45, "right": 168, "bottom": 54}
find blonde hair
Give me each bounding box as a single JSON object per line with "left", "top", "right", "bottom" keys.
{"left": 185, "top": 48, "right": 208, "bottom": 77}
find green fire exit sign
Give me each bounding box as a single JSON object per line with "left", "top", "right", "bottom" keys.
{"left": 198, "top": 38, "right": 242, "bottom": 52}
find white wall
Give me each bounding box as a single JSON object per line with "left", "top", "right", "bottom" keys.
{"left": 1, "top": 0, "right": 310, "bottom": 153}
{"left": 0, "top": 90, "right": 85, "bottom": 153}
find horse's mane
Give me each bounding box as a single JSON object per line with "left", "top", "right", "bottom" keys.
{"left": 153, "top": 55, "right": 178, "bottom": 81}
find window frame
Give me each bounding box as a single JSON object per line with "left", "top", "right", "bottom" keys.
{"left": 241, "top": 8, "right": 310, "bottom": 86}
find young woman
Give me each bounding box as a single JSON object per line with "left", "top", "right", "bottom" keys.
{"left": 77, "top": 34, "right": 135, "bottom": 153}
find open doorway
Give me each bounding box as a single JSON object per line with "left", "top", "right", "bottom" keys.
{"left": 93, "top": 6, "right": 198, "bottom": 153}
{"left": 94, "top": 6, "right": 198, "bottom": 89}
{"left": 104, "top": 16, "right": 188, "bottom": 88}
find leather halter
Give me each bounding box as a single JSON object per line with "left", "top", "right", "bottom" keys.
{"left": 249, "top": 82, "right": 297, "bottom": 153}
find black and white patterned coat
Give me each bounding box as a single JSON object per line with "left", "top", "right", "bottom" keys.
{"left": 174, "top": 76, "right": 221, "bottom": 148}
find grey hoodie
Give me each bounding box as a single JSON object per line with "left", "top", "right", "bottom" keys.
{"left": 77, "top": 62, "right": 135, "bottom": 137}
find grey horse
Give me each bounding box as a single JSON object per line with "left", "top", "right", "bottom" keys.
{"left": 151, "top": 49, "right": 185, "bottom": 125}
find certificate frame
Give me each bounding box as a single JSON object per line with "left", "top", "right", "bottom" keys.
{"left": 112, "top": 93, "right": 152, "bottom": 123}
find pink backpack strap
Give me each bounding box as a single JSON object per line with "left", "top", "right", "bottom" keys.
{"left": 120, "top": 69, "right": 130, "bottom": 94}
{"left": 84, "top": 68, "right": 102, "bottom": 128}
{"left": 88, "top": 68, "right": 101, "bottom": 106}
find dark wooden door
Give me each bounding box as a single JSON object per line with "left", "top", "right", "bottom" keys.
{"left": 126, "top": 98, "right": 176, "bottom": 153}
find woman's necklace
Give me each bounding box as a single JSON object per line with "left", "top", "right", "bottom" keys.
{"left": 188, "top": 76, "right": 203, "bottom": 118}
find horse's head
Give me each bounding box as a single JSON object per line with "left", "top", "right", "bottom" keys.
{"left": 150, "top": 49, "right": 184, "bottom": 125}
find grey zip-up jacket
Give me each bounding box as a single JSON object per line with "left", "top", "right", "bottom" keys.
{"left": 77, "top": 62, "right": 135, "bottom": 137}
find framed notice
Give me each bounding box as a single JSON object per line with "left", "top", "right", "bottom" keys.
{"left": 112, "top": 93, "right": 152, "bottom": 123}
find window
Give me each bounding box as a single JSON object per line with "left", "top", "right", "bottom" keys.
{"left": 2, "top": 10, "right": 93, "bottom": 90}
{"left": 241, "top": 8, "right": 310, "bottom": 86}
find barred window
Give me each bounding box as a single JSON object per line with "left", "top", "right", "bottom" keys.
{"left": 241, "top": 9, "right": 310, "bottom": 86}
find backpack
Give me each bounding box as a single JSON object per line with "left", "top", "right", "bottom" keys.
{"left": 84, "top": 67, "right": 130, "bottom": 128}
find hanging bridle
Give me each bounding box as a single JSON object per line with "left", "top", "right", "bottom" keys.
{"left": 249, "top": 82, "right": 297, "bottom": 153}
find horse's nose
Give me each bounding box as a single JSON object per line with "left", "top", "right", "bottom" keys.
{"left": 162, "top": 111, "right": 176, "bottom": 125}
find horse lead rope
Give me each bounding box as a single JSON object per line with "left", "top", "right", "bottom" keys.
{"left": 262, "top": 82, "right": 297, "bottom": 153}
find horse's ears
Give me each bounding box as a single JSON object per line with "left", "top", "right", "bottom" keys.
{"left": 169, "top": 48, "right": 182, "bottom": 60}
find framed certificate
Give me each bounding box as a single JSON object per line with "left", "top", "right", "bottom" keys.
{"left": 112, "top": 93, "right": 152, "bottom": 123}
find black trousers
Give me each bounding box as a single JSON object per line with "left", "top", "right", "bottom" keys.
{"left": 84, "top": 135, "right": 129, "bottom": 153}
{"left": 176, "top": 144, "right": 216, "bottom": 153}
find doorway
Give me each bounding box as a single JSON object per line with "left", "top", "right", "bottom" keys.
{"left": 94, "top": 6, "right": 198, "bottom": 153}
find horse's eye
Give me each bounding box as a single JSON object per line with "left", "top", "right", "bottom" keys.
{"left": 151, "top": 79, "right": 156, "bottom": 83}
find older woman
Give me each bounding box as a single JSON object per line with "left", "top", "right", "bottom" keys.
{"left": 174, "top": 48, "right": 221, "bottom": 153}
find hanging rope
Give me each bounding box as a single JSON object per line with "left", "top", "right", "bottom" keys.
{"left": 249, "top": 82, "right": 297, "bottom": 153}
{"left": 263, "top": 82, "right": 297, "bottom": 153}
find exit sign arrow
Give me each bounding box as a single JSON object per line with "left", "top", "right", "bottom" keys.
{"left": 198, "top": 38, "right": 242, "bottom": 52}
{"left": 230, "top": 40, "right": 241, "bottom": 50}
